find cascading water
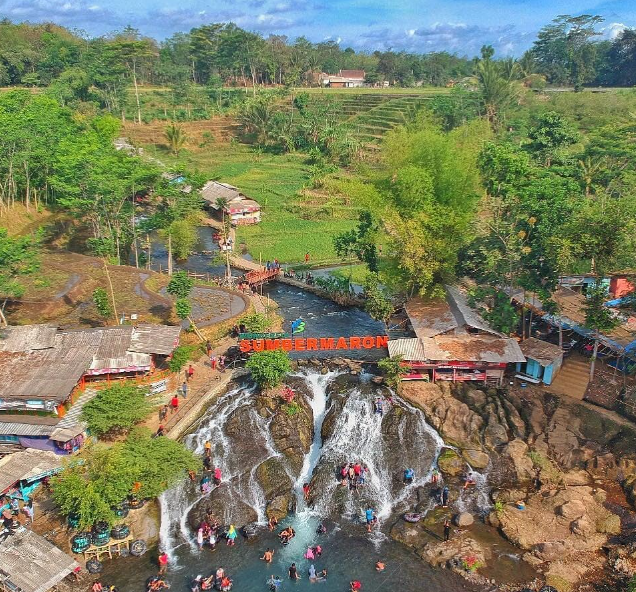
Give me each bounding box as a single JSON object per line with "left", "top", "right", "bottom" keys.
{"left": 159, "top": 383, "right": 278, "bottom": 562}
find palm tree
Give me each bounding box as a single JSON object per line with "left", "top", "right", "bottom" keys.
{"left": 578, "top": 156, "right": 606, "bottom": 197}
{"left": 238, "top": 98, "right": 273, "bottom": 145}
{"left": 164, "top": 123, "right": 187, "bottom": 156}
{"left": 474, "top": 59, "right": 522, "bottom": 126}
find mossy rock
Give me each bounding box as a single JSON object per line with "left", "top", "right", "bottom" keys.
{"left": 545, "top": 574, "right": 574, "bottom": 592}
{"left": 437, "top": 448, "right": 466, "bottom": 477}
{"left": 595, "top": 513, "right": 621, "bottom": 535}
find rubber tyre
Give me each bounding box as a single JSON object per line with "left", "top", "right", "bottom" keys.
{"left": 130, "top": 539, "right": 147, "bottom": 557}
{"left": 86, "top": 559, "right": 103, "bottom": 574}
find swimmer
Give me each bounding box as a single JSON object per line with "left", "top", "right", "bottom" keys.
{"left": 261, "top": 549, "right": 274, "bottom": 563}
{"left": 375, "top": 560, "right": 385, "bottom": 572}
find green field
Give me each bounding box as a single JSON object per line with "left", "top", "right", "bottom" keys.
{"left": 152, "top": 143, "right": 360, "bottom": 265}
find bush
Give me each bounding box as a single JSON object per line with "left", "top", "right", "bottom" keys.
{"left": 81, "top": 383, "right": 152, "bottom": 437}
{"left": 240, "top": 312, "right": 272, "bottom": 333}
{"left": 168, "top": 344, "right": 199, "bottom": 372}
{"left": 246, "top": 350, "right": 292, "bottom": 389}
{"left": 282, "top": 401, "right": 301, "bottom": 416}
{"left": 51, "top": 428, "right": 199, "bottom": 529}
{"left": 378, "top": 356, "right": 408, "bottom": 390}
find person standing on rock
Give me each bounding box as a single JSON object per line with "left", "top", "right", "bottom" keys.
{"left": 204, "top": 440, "right": 212, "bottom": 457}
{"left": 302, "top": 482, "right": 311, "bottom": 502}
{"left": 213, "top": 467, "right": 222, "bottom": 485}
{"left": 442, "top": 486, "right": 449, "bottom": 508}
{"left": 197, "top": 527, "right": 204, "bottom": 549}
{"left": 443, "top": 518, "right": 451, "bottom": 542}
{"left": 158, "top": 551, "right": 169, "bottom": 574}
{"left": 365, "top": 507, "right": 375, "bottom": 533}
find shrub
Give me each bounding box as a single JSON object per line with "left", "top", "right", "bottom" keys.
{"left": 81, "top": 383, "right": 152, "bottom": 437}
{"left": 378, "top": 356, "right": 408, "bottom": 390}
{"left": 240, "top": 312, "right": 272, "bottom": 333}
{"left": 168, "top": 344, "right": 199, "bottom": 372}
{"left": 282, "top": 401, "right": 301, "bottom": 416}
{"left": 246, "top": 350, "right": 292, "bottom": 389}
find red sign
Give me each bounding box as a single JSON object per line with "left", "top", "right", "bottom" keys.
{"left": 240, "top": 335, "right": 388, "bottom": 353}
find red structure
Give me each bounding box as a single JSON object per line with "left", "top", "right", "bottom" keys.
{"left": 245, "top": 268, "right": 279, "bottom": 287}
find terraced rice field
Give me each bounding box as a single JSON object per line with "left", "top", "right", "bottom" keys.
{"left": 313, "top": 93, "right": 434, "bottom": 150}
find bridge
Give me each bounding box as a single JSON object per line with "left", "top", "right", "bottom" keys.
{"left": 245, "top": 268, "right": 280, "bottom": 287}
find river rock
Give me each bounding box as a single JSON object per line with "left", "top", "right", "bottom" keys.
{"left": 557, "top": 500, "right": 586, "bottom": 520}
{"left": 188, "top": 482, "right": 258, "bottom": 530}
{"left": 454, "top": 512, "right": 474, "bottom": 527}
{"left": 438, "top": 448, "right": 465, "bottom": 477}
{"left": 270, "top": 393, "right": 313, "bottom": 475}
{"left": 418, "top": 532, "right": 488, "bottom": 573}
{"left": 462, "top": 449, "right": 489, "bottom": 470}
{"left": 321, "top": 394, "right": 345, "bottom": 443}
{"left": 256, "top": 458, "right": 293, "bottom": 521}
{"left": 501, "top": 439, "right": 535, "bottom": 482}
{"left": 484, "top": 405, "right": 510, "bottom": 448}
{"left": 400, "top": 382, "right": 484, "bottom": 450}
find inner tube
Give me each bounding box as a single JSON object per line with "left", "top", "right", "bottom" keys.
{"left": 403, "top": 513, "right": 421, "bottom": 523}
{"left": 130, "top": 539, "right": 147, "bottom": 556}
{"left": 86, "top": 558, "right": 103, "bottom": 574}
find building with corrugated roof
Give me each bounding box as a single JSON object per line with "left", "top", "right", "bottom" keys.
{"left": 0, "top": 324, "right": 180, "bottom": 413}
{"left": 200, "top": 181, "right": 261, "bottom": 225}
{"left": 387, "top": 286, "right": 525, "bottom": 385}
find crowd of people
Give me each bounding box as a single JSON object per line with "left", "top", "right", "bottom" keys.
{"left": 339, "top": 461, "right": 369, "bottom": 493}
{"left": 190, "top": 567, "right": 233, "bottom": 592}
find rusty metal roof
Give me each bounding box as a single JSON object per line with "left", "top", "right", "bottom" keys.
{"left": 387, "top": 338, "right": 426, "bottom": 360}
{"left": 0, "top": 449, "right": 63, "bottom": 493}
{"left": 519, "top": 337, "right": 563, "bottom": 366}
{"left": 0, "top": 529, "right": 79, "bottom": 592}
{"left": 130, "top": 324, "right": 181, "bottom": 355}
{"left": 0, "top": 324, "right": 57, "bottom": 352}
{"left": 445, "top": 285, "right": 503, "bottom": 337}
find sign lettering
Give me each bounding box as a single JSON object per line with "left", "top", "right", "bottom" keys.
{"left": 240, "top": 335, "right": 388, "bottom": 353}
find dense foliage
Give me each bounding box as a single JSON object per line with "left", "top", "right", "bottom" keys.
{"left": 51, "top": 428, "right": 199, "bottom": 528}
{"left": 246, "top": 350, "right": 292, "bottom": 389}
{"left": 81, "top": 383, "right": 153, "bottom": 437}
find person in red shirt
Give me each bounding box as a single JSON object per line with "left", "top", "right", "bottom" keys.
{"left": 304, "top": 253, "right": 310, "bottom": 264}
{"left": 171, "top": 395, "right": 179, "bottom": 413}
{"left": 350, "top": 581, "right": 362, "bottom": 591}
{"left": 158, "top": 551, "right": 169, "bottom": 574}
{"left": 187, "top": 364, "right": 195, "bottom": 380}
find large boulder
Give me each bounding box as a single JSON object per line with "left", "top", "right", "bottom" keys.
{"left": 501, "top": 439, "right": 535, "bottom": 482}
{"left": 188, "top": 482, "right": 258, "bottom": 530}
{"left": 256, "top": 457, "right": 293, "bottom": 521}
{"left": 269, "top": 392, "right": 313, "bottom": 475}
{"left": 462, "top": 448, "right": 490, "bottom": 470}
{"left": 454, "top": 512, "right": 474, "bottom": 527}
{"left": 418, "top": 533, "right": 488, "bottom": 573}
{"left": 557, "top": 500, "right": 586, "bottom": 520}
{"left": 438, "top": 448, "right": 465, "bottom": 477}
{"left": 400, "top": 382, "right": 484, "bottom": 450}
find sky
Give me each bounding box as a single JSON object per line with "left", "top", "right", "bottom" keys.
{"left": 1, "top": 0, "right": 635, "bottom": 56}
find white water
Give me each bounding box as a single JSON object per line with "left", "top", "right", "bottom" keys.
{"left": 159, "top": 369, "right": 486, "bottom": 567}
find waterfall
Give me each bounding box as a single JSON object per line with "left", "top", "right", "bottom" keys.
{"left": 159, "top": 383, "right": 275, "bottom": 562}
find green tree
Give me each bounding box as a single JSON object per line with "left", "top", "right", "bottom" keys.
{"left": 378, "top": 356, "right": 408, "bottom": 390}
{"left": 167, "top": 270, "right": 194, "bottom": 299}
{"left": 0, "top": 229, "right": 40, "bottom": 326}
{"left": 175, "top": 298, "right": 192, "bottom": 320}
{"left": 246, "top": 350, "right": 292, "bottom": 389}
{"left": 363, "top": 273, "right": 393, "bottom": 323}
{"left": 527, "top": 111, "right": 579, "bottom": 167}
{"left": 474, "top": 58, "right": 521, "bottom": 126}
{"left": 164, "top": 123, "right": 188, "bottom": 156}
{"left": 167, "top": 220, "right": 196, "bottom": 260}
{"left": 92, "top": 288, "right": 113, "bottom": 321}
{"left": 584, "top": 282, "right": 620, "bottom": 380}
{"left": 240, "top": 313, "right": 272, "bottom": 333}
{"left": 81, "top": 383, "right": 153, "bottom": 437}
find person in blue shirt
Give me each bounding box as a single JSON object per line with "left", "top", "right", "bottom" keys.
{"left": 365, "top": 507, "right": 375, "bottom": 532}
{"left": 403, "top": 468, "right": 414, "bottom": 485}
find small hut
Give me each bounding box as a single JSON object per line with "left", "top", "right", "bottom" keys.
{"left": 517, "top": 337, "right": 563, "bottom": 385}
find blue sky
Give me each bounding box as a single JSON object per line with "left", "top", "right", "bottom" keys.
{"left": 1, "top": 0, "right": 635, "bottom": 55}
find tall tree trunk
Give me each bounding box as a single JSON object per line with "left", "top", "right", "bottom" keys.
{"left": 103, "top": 260, "right": 119, "bottom": 325}
{"left": 590, "top": 333, "right": 599, "bottom": 382}
{"left": 132, "top": 60, "right": 142, "bottom": 124}
{"left": 167, "top": 233, "right": 173, "bottom": 276}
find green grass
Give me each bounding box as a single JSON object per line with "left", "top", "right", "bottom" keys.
{"left": 153, "top": 143, "right": 359, "bottom": 264}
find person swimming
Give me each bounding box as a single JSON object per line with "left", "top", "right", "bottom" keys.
{"left": 261, "top": 548, "right": 274, "bottom": 563}
{"left": 375, "top": 560, "right": 385, "bottom": 571}
{"left": 308, "top": 564, "right": 317, "bottom": 581}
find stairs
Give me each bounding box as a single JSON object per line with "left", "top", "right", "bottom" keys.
{"left": 546, "top": 355, "right": 591, "bottom": 400}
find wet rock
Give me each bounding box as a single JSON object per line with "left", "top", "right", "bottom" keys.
{"left": 491, "top": 488, "right": 528, "bottom": 504}
{"left": 400, "top": 382, "right": 483, "bottom": 450}
{"left": 501, "top": 398, "right": 526, "bottom": 439}
{"left": 437, "top": 448, "right": 465, "bottom": 477}
{"left": 461, "top": 388, "right": 487, "bottom": 409}
{"left": 418, "top": 532, "right": 488, "bottom": 573}
{"left": 371, "top": 376, "right": 384, "bottom": 385}
{"left": 270, "top": 393, "right": 313, "bottom": 475}
{"left": 188, "top": 483, "right": 258, "bottom": 530}
{"left": 563, "top": 469, "right": 592, "bottom": 486}
{"left": 462, "top": 449, "right": 489, "bottom": 470}
{"left": 485, "top": 511, "right": 500, "bottom": 528}
{"left": 454, "top": 512, "right": 474, "bottom": 527}
{"left": 321, "top": 394, "right": 345, "bottom": 443}
{"left": 484, "top": 405, "right": 509, "bottom": 448}
{"left": 256, "top": 458, "right": 293, "bottom": 521}
{"left": 242, "top": 522, "right": 260, "bottom": 539}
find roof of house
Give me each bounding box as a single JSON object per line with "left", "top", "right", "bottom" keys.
{"left": 388, "top": 336, "right": 526, "bottom": 364}
{"left": 405, "top": 285, "right": 502, "bottom": 341}
{"left": 201, "top": 181, "right": 242, "bottom": 204}
{"left": 0, "top": 422, "right": 57, "bottom": 437}
{"left": 0, "top": 324, "right": 181, "bottom": 404}
{"left": 0, "top": 325, "right": 58, "bottom": 353}
{"left": 339, "top": 69, "right": 365, "bottom": 79}
{"left": 0, "top": 449, "right": 63, "bottom": 493}
{"left": 0, "top": 529, "right": 79, "bottom": 592}
{"left": 519, "top": 337, "right": 564, "bottom": 366}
